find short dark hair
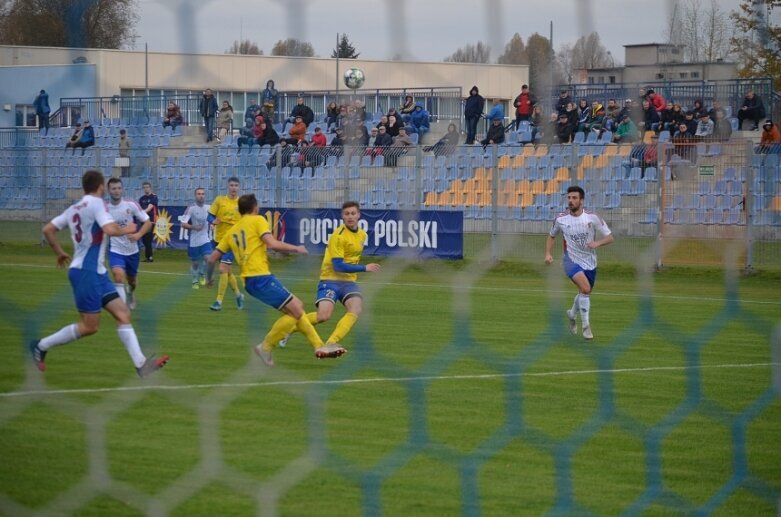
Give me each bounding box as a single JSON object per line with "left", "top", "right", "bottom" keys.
{"left": 227, "top": 176, "right": 240, "bottom": 185}
{"left": 238, "top": 194, "right": 257, "bottom": 215}
{"left": 107, "top": 177, "right": 122, "bottom": 187}
{"left": 194, "top": 187, "right": 205, "bottom": 194}
{"left": 82, "top": 170, "right": 105, "bottom": 194}
{"left": 567, "top": 185, "right": 585, "bottom": 199}
{"left": 342, "top": 200, "right": 360, "bottom": 211}
{"left": 142, "top": 181, "right": 151, "bottom": 187}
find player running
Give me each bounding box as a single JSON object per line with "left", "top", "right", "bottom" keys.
{"left": 278, "top": 201, "right": 380, "bottom": 348}
{"left": 180, "top": 187, "right": 212, "bottom": 288}
{"left": 545, "top": 185, "right": 614, "bottom": 340}
{"left": 206, "top": 194, "right": 346, "bottom": 366}
{"left": 106, "top": 178, "right": 152, "bottom": 309}
{"left": 30, "top": 170, "right": 169, "bottom": 376}
{"left": 207, "top": 176, "right": 245, "bottom": 311}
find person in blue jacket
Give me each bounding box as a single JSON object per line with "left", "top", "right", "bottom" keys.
{"left": 33, "top": 89, "right": 51, "bottom": 135}
{"left": 409, "top": 102, "right": 430, "bottom": 142}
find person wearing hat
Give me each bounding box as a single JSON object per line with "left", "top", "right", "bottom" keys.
{"left": 694, "top": 112, "right": 714, "bottom": 139}
{"left": 33, "top": 89, "right": 51, "bottom": 135}
{"left": 555, "top": 89, "right": 572, "bottom": 115}
{"left": 480, "top": 116, "right": 506, "bottom": 148}
{"left": 554, "top": 112, "right": 575, "bottom": 144}
{"left": 613, "top": 113, "right": 639, "bottom": 143}
{"left": 758, "top": 120, "right": 781, "bottom": 153}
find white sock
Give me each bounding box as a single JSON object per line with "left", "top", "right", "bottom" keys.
{"left": 117, "top": 324, "right": 146, "bottom": 368}
{"left": 38, "top": 323, "right": 80, "bottom": 351}
{"left": 570, "top": 294, "right": 580, "bottom": 316}
{"left": 579, "top": 294, "right": 591, "bottom": 328}
{"left": 191, "top": 264, "right": 199, "bottom": 283}
{"left": 114, "top": 283, "right": 127, "bottom": 303}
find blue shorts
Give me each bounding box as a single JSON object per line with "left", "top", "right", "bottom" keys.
{"left": 68, "top": 269, "right": 120, "bottom": 313}
{"left": 563, "top": 254, "right": 597, "bottom": 288}
{"left": 213, "top": 240, "right": 234, "bottom": 264}
{"left": 109, "top": 251, "right": 140, "bottom": 278}
{"left": 316, "top": 280, "right": 362, "bottom": 306}
{"left": 188, "top": 242, "right": 214, "bottom": 261}
{"left": 244, "top": 274, "right": 294, "bottom": 310}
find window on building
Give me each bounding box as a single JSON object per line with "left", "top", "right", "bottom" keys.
{"left": 608, "top": 76, "right": 616, "bottom": 84}
{"left": 671, "top": 48, "right": 681, "bottom": 55}
{"left": 588, "top": 77, "right": 595, "bottom": 84}
{"left": 656, "top": 73, "right": 665, "bottom": 79}
{"left": 15, "top": 104, "right": 37, "bottom": 127}
{"left": 679, "top": 72, "right": 688, "bottom": 79}
{"left": 691, "top": 71, "right": 700, "bottom": 78}
{"left": 597, "top": 76, "right": 605, "bottom": 84}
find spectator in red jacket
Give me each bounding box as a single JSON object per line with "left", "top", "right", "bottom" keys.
{"left": 647, "top": 89, "right": 665, "bottom": 113}
{"left": 513, "top": 84, "right": 536, "bottom": 131}
{"left": 311, "top": 126, "right": 327, "bottom": 147}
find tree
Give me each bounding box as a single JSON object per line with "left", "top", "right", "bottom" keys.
{"left": 665, "top": 0, "right": 733, "bottom": 62}
{"left": 731, "top": 0, "right": 781, "bottom": 85}
{"left": 557, "top": 32, "right": 614, "bottom": 81}
{"left": 331, "top": 33, "right": 359, "bottom": 59}
{"left": 497, "top": 33, "right": 529, "bottom": 65}
{"left": 271, "top": 38, "right": 315, "bottom": 57}
{"left": 443, "top": 41, "right": 490, "bottom": 63}
{"left": 226, "top": 39, "right": 262, "bottom": 55}
{"left": 0, "top": 0, "right": 139, "bottom": 49}
{"left": 526, "top": 33, "right": 562, "bottom": 94}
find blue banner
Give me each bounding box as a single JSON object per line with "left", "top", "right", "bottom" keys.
{"left": 154, "top": 207, "right": 463, "bottom": 259}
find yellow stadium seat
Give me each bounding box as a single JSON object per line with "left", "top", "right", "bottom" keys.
{"left": 534, "top": 144, "right": 548, "bottom": 156}
{"left": 618, "top": 144, "right": 631, "bottom": 156}
{"left": 555, "top": 167, "right": 569, "bottom": 181}
{"left": 643, "top": 131, "right": 655, "bottom": 144}
{"left": 497, "top": 155, "right": 511, "bottom": 169}
{"left": 522, "top": 144, "right": 536, "bottom": 156}
{"left": 604, "top": 144, "right": 618, "bottom": 156}
{"left": 516, "top": 179, "right": 531, "bottom": 193}
{"left": 544, "top": 180, "right": 560, "bottom": 194}
{"left": 424, "top": 191, "right": 438, "bottom": 206}
{"left": 772, "top": 196, "right": 781, "bottom": 211}
{"left": 530, "top": 180, "right": 545, "bottom": 194}
{"left": 512, "top": 155, "right": 525, "bottom": 168}
{"left": 594, "top": 155, "right": 609, "bottom": 168}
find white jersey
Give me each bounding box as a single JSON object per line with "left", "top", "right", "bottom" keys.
{"left": 549, "top": 210, "right": 611, "bottom": 270}
{"left": 107, "top": 198, "right": 149, "bottom": 256}
{"left": 51, "top": 194, "right": 115, "bottom": 274}
{"left": 181, "top": 203, "right": 211, "bottom": 247}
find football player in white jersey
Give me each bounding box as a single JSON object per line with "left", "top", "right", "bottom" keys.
{"left": 545, "top": 185, "right": 614, "bottom": 340}
{"left": 31, "top": 170, "right": 169, "bottom": 377}
{"left": 180, "top": 187, "right": 213, "bottom": 288}
{"left": 106, "top": 178, "right": 152, "bottom": 310}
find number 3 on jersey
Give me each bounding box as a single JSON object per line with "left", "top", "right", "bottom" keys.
{"left": 72, "top": 213, "right": 83, "bottom": 243}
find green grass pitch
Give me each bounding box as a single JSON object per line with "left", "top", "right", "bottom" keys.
{"left": 0, "top": 243, "right": 779, "bottom": 515}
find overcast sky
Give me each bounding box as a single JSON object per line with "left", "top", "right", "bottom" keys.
{"left": 133, "top": 0, "right": 740, "bottom": 63}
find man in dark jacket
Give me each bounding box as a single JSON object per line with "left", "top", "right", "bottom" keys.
{"left": 554, "top": 112, "right": 575, "bottom": 143}
{"left": 373, "top": 125, "right": 393, "bottom": 147}
{"left": 257, "top": 122, "right": 280, "bottom": 146}
{"left": 738, "top": 90, "right": 766, "bottom": 130}
{"left": 282, "top": 96, "right": 315, "bottom": 133}
{"left": 464, "top": 86, "right": 484, "bottom": 145}
{"left": 481, "top": 117, "right": 505, "bottom": 147}
{"left": 200, "top": 88, "right": 218, "bottom": 142}
{"left": 33, "top": 89, "right": 51, "bottom": 135}
{"left": 245, "top": 98, "right": 261, "bottom": 124}
{"left": 555, "top": 90, "right": 572, "bottom": 115}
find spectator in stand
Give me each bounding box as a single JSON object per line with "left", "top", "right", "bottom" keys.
{"left": 671, "top": 103, "right": 685, "bottom": 127}
{"left": 282, "top": 96, "right": 315, "bottom": 133}
{"left": 367, "top": 127, "right": 378, "bottom": 146}
{"left": 409, "top": 102, "right": 430, "bottom": 141}
{"left": 580, "top": 100, "right": 605, "bottom": 134}
{"left": 424, "top": 123, "right": 460, "bottom": 157}
{"left": 267, "top": 139, "right": 294, "bottom": 168}
{"left": 640, "top": 100, "right": 661, "bottom": 133}
{"left": 69, "top": 120, "right": 94, "bottom": 155}
{"left": 118, "top": 128, "right": 131, "bottom": 177}
{"left": 695, "top": 112, "right": 714, "bottom": 139}
{"left": 464, "top": 86, "right": 485, "bottom": 145}
{"left": 261, "top": 80, "right": 278, "bottom": 123}
{"left": 712, "top": 109, "right": 732, "bottom": 141}
{"left": 638, "top": 87, "right": 648, "bottom": 102}
{"left": 352, "top": 100, "right": 367, "bottom": 123}
{"left": 334, "top": 105, "right": 349, "bottom": 133}
{"left": 691, "top": 99, "right": 706, "bottom": 119}
{"left": 683, "top": 111, "right": 698, "bottom": 135}
{"left": 286, "top": 115, "right": 307, "bottom": 144}
{"left": 216, "top": 100, "right": 234, "bottom": 142}
{"left": 555, "top": 89, "right": 572, "bottom": 115}
{"left": 576, "top": 98, "right": 591, "bottom": 129}
{"left": 311, "top": 126, "right": 327, "bottom": 147}
{"left": 604, "top": 99, "right": 621, "bottom": 131}
{"left": 376, "top": 115, "right": 389, "bottom": 131}
{"left": 163, "top": 101, "right": 184, "bottom": 132}
{"left": 386, "top": 115, "right": 402, "bottom": 138}
{"left": 200, "top": 89, "right": 218, "bottom": 143}
{"left": 245, "top": 99, "right": 261, "bottom": 125}
{"left": 399, "top": 95, "right": 415, "bottom": 123}
{"left": 738, "top": 90, "right": 766, "bottom": 130}
{"left": 236, "top": 119, "right": 258, "bottom": 152}
{"left": 758, "top": 119, "right": 781, "bottom": 153}
{"left": 387, "top": 126, "right": 413, "bottom": 166}
{"left": 33, "top": 89, "right": 51, "bottom": 135}
{"left": 138, "top": 182, "right": 158, "bottom": 262}
{"left": 707, "top": 100, "right": 724, "bottom": 121}
{"left": 672, "top": 122, "right": 697, "bottom": 161}
{"left": 258, "top": 121, "right": 280, "bottom": 147}
{"left": 513, "top": 84, "right": 536, "bottom": 130}
{"left": 386, "top": 107, "right": 403, "bottom": 128}
{"left": 616, "top": 99, "right": 633, "bottom": 127}
{"left": 485, "top": 99, "right": 505, "bottom": 127}
{"left": 530, "top": 103, "right": 545, "bottom": 140}
{"left": 374, "top": 125, "right": 393, "bottom": 148}
{"left": 659, "top": 102, "right": 677, "bottom": 132}
{"left": 329, "top": 127, "right": 346, "bottom": 158}
{"left": 613, "top": 114, "right": 639, "bottom": 143}
{"left": 647, "top": 89, "right": 665, "bottom": 113}
{"left": 354, "top": 125, "right": 370, "bottom": 146}
{"left": 541, "top": 113, "right": 559, "bottom": 144}
{"left": 325, "top": 101, "right": 340, "bottom": 131}
{"left": 566, "top": 101, "right": 579, "bottom": 129}
{"left": 554, "top": 112, "right": 575, "bottom": 144}
{"left": 481, "top": 116, "right": 505, "bottom": 148}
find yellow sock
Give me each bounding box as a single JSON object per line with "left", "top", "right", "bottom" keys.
{"left": 297, "top": 315, "right": 324, "bottom": 349}
{"left": 228, "top": 272, "right": 240, "bottom": 294}
{"left": 327, "top": 313, "right": 358, "bottom": 345}
{"left": 284, "top": 312, "right": 319, "bottom": 340}
{"left": 261, "top": 315, "right": 298, "bottom": 350}
{"left": 217, "top": 272, "right": 228, "bottom": 303}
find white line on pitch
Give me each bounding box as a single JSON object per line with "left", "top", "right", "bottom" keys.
{"left": 1, "top": 262, "right": 780, "bottom": 306}
{"left": 2, "top": 362, "right": 779, "bottom": 399}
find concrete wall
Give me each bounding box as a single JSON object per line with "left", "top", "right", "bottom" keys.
{"left": 0, "top": 64, "right": 96, "bottom": 126}
{"left": 0, "top": 45, "right": 527, "bottom": 102}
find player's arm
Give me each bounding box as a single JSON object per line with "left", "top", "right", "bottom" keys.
{"left": 331, "top": 258, "right": 380, "bottom": 273}
{"left": 102, "top": 221, "right": 138, "bottom": 237}
{"left": 587, "top": 232, "right": 614, "bottom": 249}
{"left": 129, "top": 220, "right": 152, "bottom": 242}
{"left": 207, "top": 201, "right": 221, "bottom": 226}
{"left": 261, "top": 233, "right": 308, "bottom": 255}
{"left": 544, "top": 235, "right": 556, "bottom": 264}
{"left": 42, "top": 221, "right": 70, "bottom": 268}
{"left": 205, "top": 237, "right": 228, "bottom": 286}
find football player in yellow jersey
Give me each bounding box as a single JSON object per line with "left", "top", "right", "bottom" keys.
{"left": 207, "top": 177, "right": 245, "bottom": 311}
{"left": 278, "top": 201, "right": 380, "bottom": 349}
{"left": 206, "top": 194, "right": 346, "bottom": 366}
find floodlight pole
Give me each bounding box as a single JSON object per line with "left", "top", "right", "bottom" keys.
{"left": 335, "top": 33, "right": 340, "bottom": 97}
{"left": 145, "top": 42, "right": 149, "bottom": 96}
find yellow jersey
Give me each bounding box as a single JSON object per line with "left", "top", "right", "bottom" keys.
{"left": 216, "top": 214, "right": 272, "bottom": 277}
{"left": 208, "top": 195, "right": 240, "bottom": 242}
{"left": 320, "top": 224, "right": 367, "bottom": 282}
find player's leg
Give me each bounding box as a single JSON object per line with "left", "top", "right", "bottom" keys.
{"left": 124, "top": 253, "right": 140, "bottom": 310}
{"left": 187, "top": 246, "right": 200, "bottom": 287}
{"left": 569, "top": 271, "right": 594, "bottom": 339}
{"left": 104, "top": 297, "right": 168, "bottom": 375}
{"left": 227, "top": 266, "right": 244, "bottom": 309}
{"left": 278, "top": 282, "right": 336, "bottom": 347}
{"left": 212, "top": 261, "right": 231, "bottom": 310}
{"left": 109, "top": 252, "right": 128, "bottom": 303}
{"left": 326, "top": 295, "right": 362, "bottom": 345}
